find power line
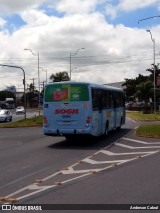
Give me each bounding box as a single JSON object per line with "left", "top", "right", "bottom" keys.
{"left": 0, "top": 51, "right": 154, "bottom": 61}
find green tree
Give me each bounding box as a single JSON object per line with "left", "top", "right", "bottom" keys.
{"left": 122, "top": 74, "right": 149, "bottom": 101}
{"left": 50, "top": 71, "right": 70, "bottom": 82}
{"left": 146, "top": 63, "right": 160, "bottom": 76}
{"left": 28, "top": 83, "right": 36, "bottom": 93}
{"left": 0, "top": 90, "right": 15, "bottom": 101}
{"left": 135, "top": 80, "right": 153, "bottom": 102}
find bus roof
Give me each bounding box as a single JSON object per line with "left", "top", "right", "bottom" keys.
{"left": 46, "top": 81, "right": 123, "bottom": 92}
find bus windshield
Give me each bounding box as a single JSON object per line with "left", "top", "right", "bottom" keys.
{"left": 45, "top": 83, "right": 89, "bottom": 102}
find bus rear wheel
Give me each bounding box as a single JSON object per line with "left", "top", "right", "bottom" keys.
{"left": 117, "top": 117, "right": 122, "bottom": 130}
{"left": 104, "top": 122, "right": 109, "bottom": 137}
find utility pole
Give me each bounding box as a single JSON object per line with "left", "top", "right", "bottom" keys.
{"left": 146, "top": 30, "right": 156, "bottom": 117}
{"left": 24, "top": 48, "right": 41, "bottom": 115}
{"left": 40, "top": 81, "right": 45, "bottom": 91}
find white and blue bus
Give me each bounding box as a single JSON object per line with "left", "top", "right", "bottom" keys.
{"left": 43, "top": 81, "right": 125, "bottom": 139}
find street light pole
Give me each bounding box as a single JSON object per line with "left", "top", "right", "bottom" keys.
{"left": 40, "top": 67, "right": 47, "bottom": 84}
{"left": 24, "top": 49, "right": 41, "bottom": 113}
{"left": 38, "top": 52, "right": 40, "bottom": 105}
{"left": 69, "top": 52, "right": 72, "bottom": 80}
{"left": 0, "top": 64, "right": 26, "bottom": 119}
{"left": 138, "top": 16, "right": 160, "bottom": 118}
{"left": 146, "top": 30, "right": 156, "bottom": 116}
{"left": 138, "top": 15, "right": 160, "bottom": 24}
{"left": 69, "top": 48, "right": 85, "bottom": 80}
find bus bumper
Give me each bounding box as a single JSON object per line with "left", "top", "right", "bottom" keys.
{"left": 43, "top": 127, "right": 93, "bottom": 136}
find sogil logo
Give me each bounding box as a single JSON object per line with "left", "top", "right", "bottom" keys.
{"left": 55, "top": 109, "right": 79, "bottom": 114}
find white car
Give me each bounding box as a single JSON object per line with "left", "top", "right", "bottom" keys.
{"left": 16, "top": 106, "right": 25, "bottom": 114}
{"left": 0, "top": 110, "right": 12, "bottom": 122}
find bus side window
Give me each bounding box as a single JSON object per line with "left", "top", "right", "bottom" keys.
{"left": 99, "top": 89, "right": 107, "bottom": 110}
{"left": 113, "top": 93, "right": 117, "bottom": 108}
{"left": 98, "top": 89, "right": 114, "bottom": 110}
{"left": 102, "top": 91, "right": 106, "bottom": 109}
{"left": 109, "top": 92, "right": 114, "bottom": 108}
{"left": 92, "top": 89, "right": 122, "bottom": 110}
{"left": 103, "top": 90, "right": 110, "bottom": 109}
{"left": 92, "top": 88, "right": 103, "bottom": 111}
{"left": 92, "top": 88, "right": 98, "bottom": 110}
{"left": 113, "top": 92, "right": 124, "bottom": 108}
{"left": 116, "top": 93, "right": 120, "bottom": 107}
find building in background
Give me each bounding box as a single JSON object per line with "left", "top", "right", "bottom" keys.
{"left": 6, "top": 86, "right": 16, "bottom": 93}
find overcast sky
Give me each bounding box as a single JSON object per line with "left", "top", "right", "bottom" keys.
{"left": 0, "top": 0, "right": 160, "bottom": 91}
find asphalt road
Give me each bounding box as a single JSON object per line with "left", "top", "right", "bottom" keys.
{"left": 0, "top": 118, "right": 160, "bottom": 213}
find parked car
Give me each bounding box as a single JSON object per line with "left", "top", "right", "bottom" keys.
{"left": 0, "top": 109, "right": 12, "bottom": 122}
{"left": 16, "top": 106, "right": 25, "bottom": 114}
{"left": 125, "top": 102, "right": 132, "bottom": 109}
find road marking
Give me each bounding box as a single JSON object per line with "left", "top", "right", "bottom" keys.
{"left": 115, "top": 142, "right": 160, "bottom": 149}
{"left": 28, "top": 184, "right": 52, "bottom": 190}
{"left": 62, "top": 166, "right": 97, "bottom": 173}
{"left": 122, "top": 137, "right": 160, "bottom": 144}
{"left": 83, "top": 158, "right": 129, "bottom": 164}
{"left": 62, "top": 167, "right": 102, "bottom": 174}
{"left": 126, "top": 117, "right": 136, "bottom": 123}
{"left": 99, "top": 150, "right": 158, "bottom": 156}
{"left": 3, "top": 173, "right": 92, "bottom": 203}
{"left": 1, "top": 134, "right": 160, "bottom": 204}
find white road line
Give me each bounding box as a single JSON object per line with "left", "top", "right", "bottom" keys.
{"left": 115, "top": 143, "right": 160, "bottom": 149}
{"left": 12, "top": 185, "right": 56, "bottom": 203}
{"left": 4, "top": 173, "right": 93, "bottom": 203}
{"left": 42, "top": 171, "right": 61, "bottom": 181}
{"left": 28, "top": 184, "right": 53, "bottom": 190}
{"left": 16, "top": 172, "right": 92, "bottom": 202}
{"left": 83, "top": 158, "right": 129, "bottom": 164}
{"left": 62, "top": 168, "right": 101, "bottom": 174}
{"left": 126, "top": 117, "right": 136, "bottom": 123}
{"left": 122, "top": 137, "right": 160, "bottom": 144}
{"left": 99, "top": 150, "right": 158, "bottom": 156}
{"left": 4, "top": 185, "right": 29, "bottom": 199}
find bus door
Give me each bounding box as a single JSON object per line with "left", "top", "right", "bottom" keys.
{"left": 92, "top": 108, "right": 103, "bottom": 136}
{"left": 99, "top": 90, "right": 114, "bottom": 135}
{"left": 92, "top": 89, "right": 103, "bottom": 136}
{"left": 99, "top": 95, "right": 105, "bottom": 135}
{"left": 113, "top": 92, "right": 122, "bottom": 128}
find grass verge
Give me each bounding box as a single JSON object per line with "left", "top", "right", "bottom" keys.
{"left": 136, "top": 124, "right": 160, "bottom": 138}
{"left": 126, "top": 111, "right": 160, "bottom": 121}
{"left": 0, "top": 116, "right": 43, "bottom": 128}
{"left": 127, "top": 111, "right": 160, "bottom": 138}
